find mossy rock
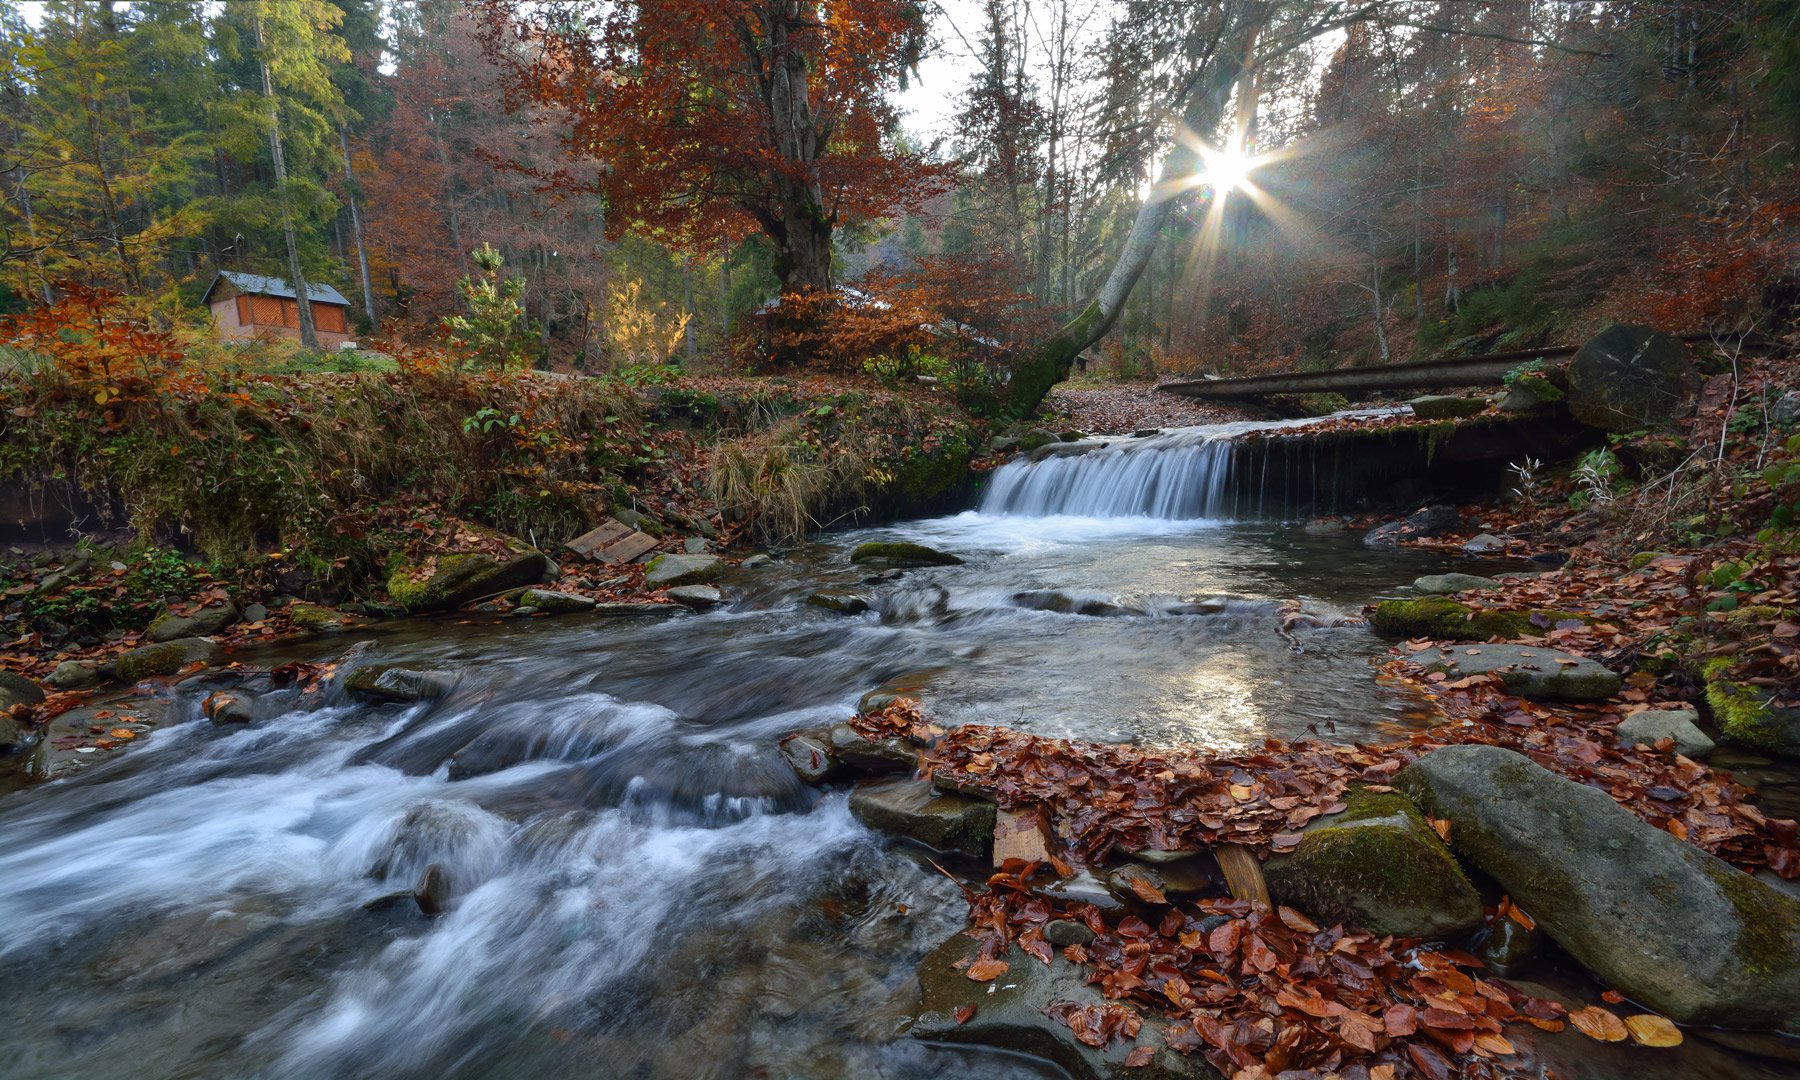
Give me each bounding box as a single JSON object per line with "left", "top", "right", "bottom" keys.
{"left": 807, "top": 589, "right": 870, "bottom": 615}
{"left": 1264, "top": 789, "right": 1483, "bottom": 939}
{"left": 849, "top": 541, "right": 962, "bottom": 568}
{"left": 290, "top": 603, "right": 358, "bottom": 632}
{"left": 115, "top": 637, "right": 222, "bottom": 681}
{"left": 386, "top": 550, "right": 551, "bottom": 613}
{"left": 1704, "top": 658, "right": 1800, "bottom": 758}
{"left": 1416, "top": 644, "right": 1622, "bottom": 702}
{"left": 1369, "top": 596, "right": 1588, "bottom": 641}
{"left": 517, "top": 588, "right": 596, "bottom": 614}
{"left": 642, "top": 553, "right": 725, "bottom": 587}
{"left": 1396, "top": 745, "right": 1800, "bottom": 1033}
{"left": 1019, "top": 429, "right": 1058, "bottom": 453}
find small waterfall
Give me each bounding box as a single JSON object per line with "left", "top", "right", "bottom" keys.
{"left": 980, "top": 432, "right": 1242, "bottom": 519}
{"left": 978, "top": 411, "right": 1401, "bottom": 520}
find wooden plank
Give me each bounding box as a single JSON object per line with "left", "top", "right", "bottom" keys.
{"left": 596, "top": 531, "right": 659, "bottom": 564}
{"left": 992, "top": 805, "right": 1052, "bottom": 868}
{"left": 1214, "top": 844, "right": 1271, "bottom": 907}
{"left": 566, "top": 519, "right": 658, "bottom": 564}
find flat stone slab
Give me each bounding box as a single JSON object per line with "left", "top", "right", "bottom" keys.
{"left": 1412, "top": 573, "right": 1500, "bottom": 594}
{"left": 1419, "top": 644, "right": 1621, "bottom": 701}
{"left": 666, "top": 584, "right": 724, "bottom": 610}
{"left": 643, "top": 553, "right": 725, "bottom": 587}
{"left": 1409, "top": 394, "right": 1488, "bottom": 420}
{"left": 848, "top": 776, "right": 993, "bottom": 857}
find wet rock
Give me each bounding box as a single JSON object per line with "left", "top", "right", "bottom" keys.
{"left": 413, "top": 864, "right": 450, "bottom": 916}
{"left": 1461, "top": 533, "right": 1506, "bottom": 554}
{"left": 1362, "top": 505, "right": 1462, "bottom": 548}
{"left": 517, "top": 588, "right": 597, "bottom": 614}
{"left": 778, "top": 730, "right": 842, "bottom": 785}
{"left": 682, "top": 536, "right": 709, "bottom": 554}
{"left": 0, "top": 714, "right": 32, "bottom": 757}
{"left": 1479, "top": 915, "right": 1541, "bottom": 974}
{"left": 289, "top": 603, "right": 359, "bottom": 632}
{"left": 1567, "top": 324, "right": 1701, "bottom": 432}
{"left": 911, "top": 938, "right": 1204, "bottom": 1079}
{"left": 990, "top": 435, "right": 1021, "bottom": 454}
{"left": 345, "top": 664, "right": 456, "bottom": 703}
{"left": 1045, "top": 919, "right": 1095, "bottom": 948}
{"left": 1369, "top": 597, "right": 1590, "bottom": 643}
{"left": 1397, "top": 745, "right": 1800, "bottom": 1033}
{"left": 1011, "top": 590, "right": 1143, "bottom": 618}
{"left": 849, "top": 541, "right": 963, "bottom": 568}
{"left": 849, "top": 777, "right": 995, "bottom": 857}
{"left": 1499, "top": 374, "right": 1566, "bottom": 413}
{"left": 591, "top": 601, "right": 682, "bottom": 618}
{"left": 386, "top": 548, "right": 553, "bottom": 613}
{"left": 808, "top": 589, "right": 870, "bottom": 615}
{"left": 202, "top": 690, "right": 256, "bottom": 725}
{"left": 1415, "top": 643, "right": 1621, "bottom": 701}
{"left": 741, "top": 553, "right": 774, "bottom": 569}
{"left": 1263, "top": 789, "right": 1483, "bottom": 939}
{"left": 147, "top": 599, "right": 240, "bottom": 642}
{"left": 446, "top": 714, "right": 619, "bottom": 780}
{"left": 1409, "top": 394, "right": 1487, "bottom": 420}
{"left": 241, "top": 602, "right": 270, "bottom": 623}
{"left": 667, "top": 584, "right": 725, "bottom": 610}
{"left": 1301, "top": 518, "right": 1347, "bottom": 536}
{"left": 643, "top": 553, "right": 726, "bottom": 587}
{"left": 47, "top": 660, "right": 101, "bottom": 690}
{"left": 115, "top": 637, "right": 222, "bottom": 682}
{"left": 0, "top": 670, "right": 47, "bottom": 711}
{"left": 1411, "top": 573, "right": 1501, "bottom": 594}
{"left": 1033, "top": 868, "right": 1132, "bottom": 919}
{"left": 828, "top": 722, "right": 917, "bottom": 773}
{"left": 1617, "top": 708, "right": 1714, "bottom": 759}
{"left": 1114, "top": 854, "right": 1219, "bottom": 898}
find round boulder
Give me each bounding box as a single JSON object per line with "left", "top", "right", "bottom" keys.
{"left": 1566, "top": 324, "right": 1701, "bottom": 432}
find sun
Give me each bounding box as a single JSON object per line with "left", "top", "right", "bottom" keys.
{"left": 1197, "top": 142, "right": 1260, "bottom": 195}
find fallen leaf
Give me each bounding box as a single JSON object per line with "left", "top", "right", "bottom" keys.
{"left": 1124, "top": 1046, "right": 1156, "bottom": 1067}
{"left": 1125, "top": 874, "right": 1167, "bottom": 904}
{"left": 1624, "top": 1013, "right": 1682, "bottom": 1047}
{"left": 1569, "top": 1005, "right": 1629, "bottom": 1041}
{"left": 953, "top": 1004, "right": 976, "bottom": 1025}
{"left": 965, "top": 958, "right": 1009, "bottom": 982}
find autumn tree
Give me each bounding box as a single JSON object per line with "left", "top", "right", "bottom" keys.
{"left": 476, "top": 0, "right": 951, "bottom": 310}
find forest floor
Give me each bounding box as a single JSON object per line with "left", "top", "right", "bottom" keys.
{"left": 1044, "top": 381, "right": 1254, "bottom": 434}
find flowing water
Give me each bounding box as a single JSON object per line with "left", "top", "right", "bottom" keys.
{"left": 1, "top": 419, "right": 1792, "bottom": 1079}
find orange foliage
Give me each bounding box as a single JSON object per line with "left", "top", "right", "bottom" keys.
{"left": 0, "top": 285, "right": 185, "bottom": 405}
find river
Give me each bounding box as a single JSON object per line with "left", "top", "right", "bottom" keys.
{"left": 1, "top": 422, "right": 1790, "bottom": 1079}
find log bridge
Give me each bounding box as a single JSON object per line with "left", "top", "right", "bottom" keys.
{"left": 1158, "top": 345, "right": 1577, "bottom": 400}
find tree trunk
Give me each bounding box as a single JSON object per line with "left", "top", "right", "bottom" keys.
{"left": 257, "top": 13, "right": 319, "bottom": 349}
{"left": 1009, "top": 4, "right": 1264, "bottom": 416}
{"left": 763, "top": 5, "right": 833, "bottom": 294}
{"left": 339, "top": 125, "right": 378, "bottom": 327}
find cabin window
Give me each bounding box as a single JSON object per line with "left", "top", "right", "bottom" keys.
{"left": 250, "top": 296, "right": 285, "bottom": 327}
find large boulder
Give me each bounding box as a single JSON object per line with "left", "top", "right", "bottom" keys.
{"left": 386, "top": 549, "right": 552, "bottom": 613}
{"left": 911, "top": 938, "right": 1211, "bottom": 1080}
{"left": 848, "top": 777, "right": 995, "bottom": 857}
{"left": 828, "top": 722, "right": 918, "bottom": 773}
{"left": 1413, "top": 643, "right": 1621, "bottom": 702}
{"left": 849, "top": 541, "right": 963, "bottom": 568}
{"left": 115, "top": 637, "right": 222, "bottom": 682}
{"left": 1263, "top": 789, "right": 1483, "bottom": 939}
{"left": 1566, "top": 324, "right": 1701, "bottom": 432}
{"left": 1394, "top": 745, "right": 1800, "bottom": 1033}
{"left": 1362, "top": 506, "right": 1462, "bottom": 548}
{"left": 147, "top": 600, "right": 240, "bottom": 642}
{"left": 642, "top": 553, "right": 725, "bottom": 588}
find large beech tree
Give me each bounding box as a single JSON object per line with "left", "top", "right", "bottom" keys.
{"left": 477, "top": 0, "right": 947, "bottom": 299}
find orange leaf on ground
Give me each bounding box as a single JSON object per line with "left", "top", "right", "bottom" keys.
{"left": 965, "top": 958, "right": 1009, "bottom": 982}
{"left": 1569, "top": 1005, "right": 1629, "bottom": 1041}
{"left": 953, "top": 1004, "right": 976, "bottom": 1025}
{"left": 1624, "top": 1014, "right": 1683, "bottom": 1047}
{"left": 1123, "top": 1046, "right": 1156, "bottom": 1067}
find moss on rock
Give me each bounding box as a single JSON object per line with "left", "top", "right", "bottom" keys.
{"left": 115, "top": 642, "right": 189, "bottom": 681}
{"left": 1704, "top": 657, "right": 1800, "bottom": 757}
{"left": 1369, "top": 597, "right": 1588, "bottom": 641}
{"left": 1264, "top": 788, "right": 1483, "bottom": 939}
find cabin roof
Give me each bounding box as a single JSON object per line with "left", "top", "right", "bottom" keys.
{"left": 204, "top": 271, "right": 349, "bottom": 307}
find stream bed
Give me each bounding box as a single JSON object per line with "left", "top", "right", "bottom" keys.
{"left": 3, "top": 425, "right": 1797, "bottom": 1080}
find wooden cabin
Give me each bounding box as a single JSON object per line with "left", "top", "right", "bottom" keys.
{"left": 203, "top": 271, "right": 354, "bottom": 348}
